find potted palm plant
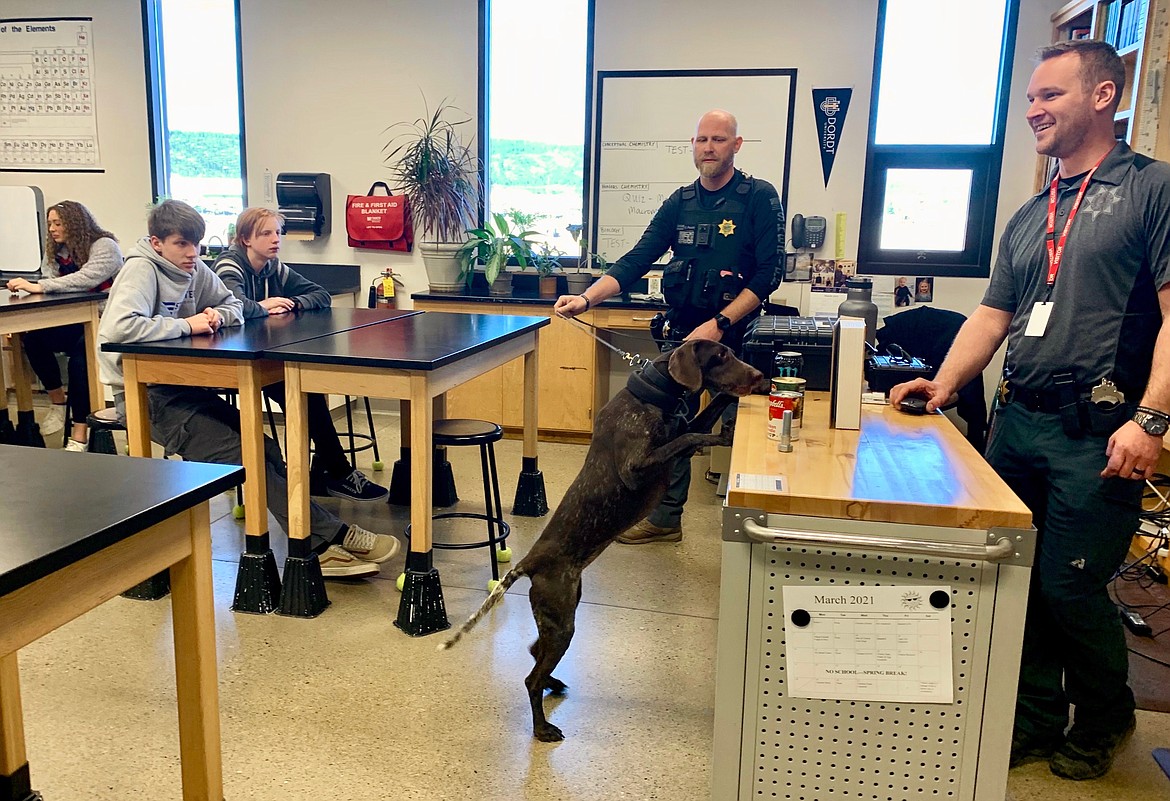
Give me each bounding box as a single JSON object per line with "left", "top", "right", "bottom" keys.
{"left": 457, "top": 211, "right": 538, "bottom": 296}
{"left": 383, "top": 99, "right": 479, "bottom": 292}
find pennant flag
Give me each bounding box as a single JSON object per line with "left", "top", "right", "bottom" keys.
{"left": 812, "top": 88, "right": 852, "bottom": 187}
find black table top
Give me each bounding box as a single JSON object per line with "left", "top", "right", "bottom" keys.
{"left": 1, "top": 288, "right": 107, "bottom": 312}
{"left": 0, "top": 445, "right": 242, "bottom": 597}
{"left": 101, "top": 307, "right": 420, "bottom": 359}
{"left": 267, "top": 311, "right": 549, "bottom": 370}
{"left": 412, "top": 288, "right": 667, "bottom": 311}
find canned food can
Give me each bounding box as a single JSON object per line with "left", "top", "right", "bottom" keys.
{"left": 768, "top": 391, "right": 803, "bottom": 440}
{"left": 771, "top": 376, "right": 807, "bottom": 396}
{"left": 774, "top": 351, "right": 804, "bottom": 378}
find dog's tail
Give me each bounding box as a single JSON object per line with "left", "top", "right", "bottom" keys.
{"left": 438, "top": 566, "right": 526, "bottom": 651}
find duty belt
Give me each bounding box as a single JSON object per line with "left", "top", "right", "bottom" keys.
{"left": 1000, "top": 383, "right": 1091, "bottom": 414}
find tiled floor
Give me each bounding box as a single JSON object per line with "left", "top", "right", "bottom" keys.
{"left": 8, "top": 401, "right": 1170, "bottom": 800}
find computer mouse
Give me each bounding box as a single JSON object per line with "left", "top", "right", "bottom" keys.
{"left": 898, "top": 396, "right": 928, "bottom": 415}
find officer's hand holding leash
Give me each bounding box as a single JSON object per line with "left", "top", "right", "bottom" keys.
{"left": 1101, "top": 419, "right": 1163, "bottom": 481}
{"left": 553, "top": 294, "right": 589, "bottom": 318}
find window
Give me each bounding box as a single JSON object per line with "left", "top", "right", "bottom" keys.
{"left": 143, "top": 0, "right": 246, "bottom": 244}
{"left": 481, "top": 0, "right": 591, "bottom": 259}
{"left": 858, "top": 0, "right": 1019, "bottom": 277}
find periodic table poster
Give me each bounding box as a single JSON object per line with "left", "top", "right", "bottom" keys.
{"left": 0, "top": 17, "right": 102, "bottom": 172}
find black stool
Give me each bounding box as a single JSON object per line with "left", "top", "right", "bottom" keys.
{"left": 338, "top": 395, "right": 384, "bottom": 472}
{"left": 404, "top": 419, "right": 511, "bottom": 589}
{"left": 87, "top": 406, "right": 171, "bottom": 600}
{"left": 85, "top": 406, "right": 125, "bottom": 455}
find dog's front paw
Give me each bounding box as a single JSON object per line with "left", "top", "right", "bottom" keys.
{"left": 534, "top": 722, "right": 565, "bottom": 742}
{"left": 716, "top": 421, "right": 736, "bottom": 446}
{"left": 545, "top": 676, "right": 568, "bottom": 696}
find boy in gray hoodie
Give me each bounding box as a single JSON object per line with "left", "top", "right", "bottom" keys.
{"left": 212, "top": 206, "right": 388, "bottom": 503}
{"left": 98, "top": 200, "right": 399, "bottom": 578}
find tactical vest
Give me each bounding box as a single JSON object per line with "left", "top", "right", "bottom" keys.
{"left": 661, "top": 173, "right": 755, "bottom": 333}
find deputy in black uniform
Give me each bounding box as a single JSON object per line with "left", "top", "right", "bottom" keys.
{"left": 554, "top": 108, "right": 784, "bottom": 544}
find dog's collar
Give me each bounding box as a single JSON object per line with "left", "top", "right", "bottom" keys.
{"left": 626, "top": 363, "right": 690, "bottom": 415}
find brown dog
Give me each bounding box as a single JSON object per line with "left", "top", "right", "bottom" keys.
{"left": 441, "top": 339, "right": 767, "bottom": 741}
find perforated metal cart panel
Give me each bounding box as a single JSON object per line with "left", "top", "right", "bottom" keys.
{"left": 712, "top": 514, "right": 1034, "bottom": 801}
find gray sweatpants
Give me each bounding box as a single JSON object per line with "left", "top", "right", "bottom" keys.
{"left": 146, "top": 385, "right": 342, "bottom": 551}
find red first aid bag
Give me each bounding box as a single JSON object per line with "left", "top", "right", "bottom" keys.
{"left": 345, "top": 182, "right": 414, "bottom": 252}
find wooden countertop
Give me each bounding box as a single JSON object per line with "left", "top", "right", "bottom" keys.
{"left": 727, "top": 393, "right": 1032, "bottom": 530}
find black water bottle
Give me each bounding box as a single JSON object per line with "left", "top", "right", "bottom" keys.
{"left": 837, "top": 276, "right": 878, "bottom": 346}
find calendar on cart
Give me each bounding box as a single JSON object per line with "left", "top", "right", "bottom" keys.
{"left": 0, "top": 17, "right": 102, "bottom": 171}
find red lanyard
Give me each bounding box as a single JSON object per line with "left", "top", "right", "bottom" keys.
{"left": 1045, "top": 151, "right": 1109, "bottom": 287}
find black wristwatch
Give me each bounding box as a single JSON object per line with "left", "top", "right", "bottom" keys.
{"left": 1133, "top": 407, "right": 1170, "bottom": 437}
{"left": 714, "top": 313, "right": 732, "bottom": 332}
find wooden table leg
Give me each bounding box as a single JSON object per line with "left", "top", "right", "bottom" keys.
{"left": 388, "top": 400, "right": 412, "bottom": 505}
{"left": 395, "top": 374, "right": 448, "bottom": 636}
{"left": 169, "top": 502, "right": 224, "bottom": 801}
{"left": 119, "top": 357, "right": 171, "bottom": 600}
{"left": 230, "top": 363, "right": 281, "bottom": 614}
{"left": 277, "top": 365, "right": 328, "bottom": 617}
{"left": 513, "top": 335, "right": 548, "bottom": 516}
{"left": 6, "top": 335, "right": 43, "bottom": 449}
{"left": 0, "top": 344, "right": 15, "bottom": 445}
{"left": 0, "top": 652, "right": 38, "bottom": 801}
{"left": 83, "top": 305, "right": 102, "bottom": 418}
{"left": 431, "top": 393, "right": 456, "bottom": 507}
{"left": 122, "top": 357, "right": 153, "bottom": 459}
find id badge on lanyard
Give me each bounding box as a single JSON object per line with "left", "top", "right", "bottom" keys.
{"left": 1027, "top": 152, "right": 1108, "bottom": 338}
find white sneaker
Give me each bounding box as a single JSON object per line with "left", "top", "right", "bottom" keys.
{"left": 64, "top": 438, "right": 87, "bottom": 452}
{"left": 316, "top": 544, "right": 379, "bottom": 579}
{"left": 340, "top": 524, "right": 401, "bottom": 564}
{"left": 41, "top": 404, "right": 67, "bottom": 436}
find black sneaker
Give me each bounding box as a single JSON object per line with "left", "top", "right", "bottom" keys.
{"left": 1049, "top": 716, "right": 1136, "bottom": 780}
{"left": 1010, "top": 728, "right": 1064, "bottom": 768}
{"left": 326, "top": 469, "right": 389, "bottom": 503}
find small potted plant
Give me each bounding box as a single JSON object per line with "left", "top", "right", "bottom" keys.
{"left": 529, "top": 243, "right": 563, "bottom": 297}
{"left": 566, "top": 231, "right": 607, "bottom": 295}
{"left": 383, "top": 98, "right": 479, "bottom": 292}
{"left": 456, "top": 211, "right": 539, "bottom": 296}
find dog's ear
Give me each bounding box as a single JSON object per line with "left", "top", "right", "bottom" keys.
{"left": 667, "top": 340, "right": 706, "bottom": 391}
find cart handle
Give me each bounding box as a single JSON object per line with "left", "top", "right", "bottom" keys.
{"left": 741, "top": 519, "right": 1016, "bottom": 563}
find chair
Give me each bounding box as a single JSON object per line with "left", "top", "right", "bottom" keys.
{"left": 404, "top": 419, "right": 511, "bottom": 590}
{"left": 876, "top": 306, "right": 988, "bottom": 452}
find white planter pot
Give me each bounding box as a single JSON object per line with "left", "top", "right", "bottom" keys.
{"left": 420, "top": 241, "right": 465, "bottom": 293}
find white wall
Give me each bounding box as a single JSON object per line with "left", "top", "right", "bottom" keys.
{"left": 238, "top": 0, "right": 479, "bottom": 304}
{"left": 0, "top": 0, "right": 153, "bottom": 247}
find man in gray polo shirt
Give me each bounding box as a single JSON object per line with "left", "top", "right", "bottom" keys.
{"left": 893, "top": 39, "right": 1170, "bottom": 781}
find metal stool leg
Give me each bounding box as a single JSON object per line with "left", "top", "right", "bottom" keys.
{"left": 487, "top": 441, "right": 510, "bottom": 564}
{"left": 478, "top": 443, "right": 500, "bottom": 581}
{"left": 364, "top": 396, "right": 383, "bottom": 470}
{"left": 344, "top": 396, "right": 357, "bottom": 464}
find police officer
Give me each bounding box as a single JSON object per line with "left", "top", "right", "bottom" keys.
{"left": 892, "top": 40, "right": 1170, "bottom": 780}
{"left": 554, "top": 108, "right": 784, "bottom": 544}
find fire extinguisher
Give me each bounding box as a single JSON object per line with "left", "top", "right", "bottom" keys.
{"left": 368, "top": 269, "right": 403, "bottom": 309}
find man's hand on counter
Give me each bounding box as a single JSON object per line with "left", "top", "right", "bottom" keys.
{"left": 889, "top": 378, "right": 955, "bottom": 413}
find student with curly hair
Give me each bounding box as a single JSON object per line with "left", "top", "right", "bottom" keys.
{"left": 6, "top": 200, "right": 123, "bottom": 450}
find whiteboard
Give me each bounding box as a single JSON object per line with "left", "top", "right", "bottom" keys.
{"left": 0, "top": 185, "right": 45, "bottom": 272}
{"left": 590, "top": 69, "right": 796, "bottom": 263}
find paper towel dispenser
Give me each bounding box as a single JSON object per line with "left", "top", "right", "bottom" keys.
{"left": 275, "top": 172, "right": 331, "bottom": 237}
